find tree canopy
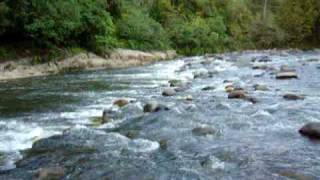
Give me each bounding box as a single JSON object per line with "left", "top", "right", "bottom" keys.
{"left": 0, "top": 0, "right": 319, "bottom": 56}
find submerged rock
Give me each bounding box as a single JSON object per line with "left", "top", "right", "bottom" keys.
{"left": 200, "top": 60, "right": 212, "bottom": 65}
{"left": 283, "top": 93, "right": 304, "bottom": 100}
{"left": 253, "top": 84, "right": 268, "bottom": 91}
{"left": 202, "top": 86, "right": 215, "bottom": 91}
{"left": 299, "top": 122, "right": 320, "bottom": 139}
{"left": 162, "top": 88, "right": 176, "bottom": 96}
{"left": 192, "top": 127, "right": 216, "bottom": 136}
{"left": 34, "top": 167, "right": 65, "bottom": 180}
{"left": 143, "top": 101, "right": 169, "bottom": 113}
{"left": 279, "top": 170, "right": 314, "bottom": 180}
{"left": 245, "top": 96, "right": 258, "bottom": 104}
{"left": 276, "top": 72, "right": 298, "bottom": 79}
{"left": 125, "top": 130, "right": 139, "bottom": 139}
{"left": 280, "top": 65, "right": 296, "bottom": 72}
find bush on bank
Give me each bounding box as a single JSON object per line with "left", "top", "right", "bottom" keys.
{"left": 0, "top": 0, "right": 319, "bottom": 60}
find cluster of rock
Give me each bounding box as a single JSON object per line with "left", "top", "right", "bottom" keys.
{"left": 101, "top": 54, "right": 316, "bottom": 142}
{"left": 251, "top": 55, "right": 320, "bottom": 140}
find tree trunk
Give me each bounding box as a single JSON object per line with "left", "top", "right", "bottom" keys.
{"left": 263, "top": 0, "right": 268, "bottom": 21}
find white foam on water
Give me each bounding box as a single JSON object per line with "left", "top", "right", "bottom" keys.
{"left": 127, "top": 139, "right": 160, "bottom": 153}
{"left": 207, "top": 156, "right": 225, "bottom": 170}
{"left": 251, "top": 110, "right": 274, "bottom": 120}
{"left": 0, "top": 121, "right": 59, "bottom": 152}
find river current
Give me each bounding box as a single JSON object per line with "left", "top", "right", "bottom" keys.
{"left": 0, "top": 50, "right": 320, "bottom": 179}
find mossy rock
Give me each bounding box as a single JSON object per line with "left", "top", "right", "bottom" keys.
{"left": 90, "top": 116, "right": 104, "bottom": 127}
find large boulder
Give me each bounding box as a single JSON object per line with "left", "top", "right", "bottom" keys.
{"left": 162, "top": 88, "right": 176, "bottom": 96}
{"left": 299, "top": 122, "right": 320, "bottom": 139}
{"left": 276, "top": 72, "right": 298, "bottom": 79}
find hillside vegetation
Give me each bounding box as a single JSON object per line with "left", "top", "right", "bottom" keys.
{"left": 0, "top": 0, "right": 319, "bottom": 59}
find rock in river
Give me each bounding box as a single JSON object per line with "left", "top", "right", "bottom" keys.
{"left": 169, "top": 79, "right": 186, "bottom": 88}
{"left": 299, "top": 122, "right": 320, "bottom": 139}
{"left": 162, "top": 88, "right": 176, "bottom": 96}
{"left": 192, "top": 127, "right": 216, "bottom": 136}
{"left": 113, "top": 99, "right": 129, "bottom": 107}
{"left": 283, "top": 93, "right": 304, "bottom": 100}
{"left": 143, "top": 101, "right": 169, "bottom": 113}
{"left": 228, "top": 90, "right": 246, "bottom": 99}
{"left": 276, "top": 72, "right": 298, "bottom": 79}
{"left": 185, "top": 95, "right": 193, "bottom": 101}
{"left": 202, "top": 86, "right": 215, "bottom": 91}
{"left": 102, "top": 109, "right": 118, "bottom": 123}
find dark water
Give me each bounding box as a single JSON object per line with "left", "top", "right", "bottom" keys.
{"left": 1, "top": 50, "right": 320, "bottom": 179}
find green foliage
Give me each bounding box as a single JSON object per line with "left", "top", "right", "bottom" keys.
{"left": 0, "top": 0, "right": 320, "bottom": 58}
{"left": 0, "top": 47, "right": 14, "bottom": 60}
{"left": 277, "top": 0, "right": 319, "bottom": 45}
{"left": 8, "top": 0, "right": 117, "bottom": 52}
{"left": 250, "top": 15, "right": 285, "bottom": 49}
{"left": 168, "top": 16, "right": 228, "bottom": 55}
{"left": 116, "top": 4, "right": 170, "bottom": 50}
{"left": 0, "top": 2, "right": 10, "bottom": 35}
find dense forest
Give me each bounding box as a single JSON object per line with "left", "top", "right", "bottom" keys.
{"left": 0, "top": 0, "right": 319, "bottom": 58}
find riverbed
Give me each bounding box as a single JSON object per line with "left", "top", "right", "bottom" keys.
{"left": 1, "top": 50, "right": 320, "bottom": 179}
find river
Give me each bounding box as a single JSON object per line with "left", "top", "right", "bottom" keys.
{"left": 0, "top": 50, "right": 320, "bottom": 179}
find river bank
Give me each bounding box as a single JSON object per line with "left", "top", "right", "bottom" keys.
{"left": 0, "top": 49, "right": 177, "bottom": 81}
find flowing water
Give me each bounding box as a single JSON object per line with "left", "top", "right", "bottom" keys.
{"left": 0, "top": 50, "right": 320, "bottom": 179}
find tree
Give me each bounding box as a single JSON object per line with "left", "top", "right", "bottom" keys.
{"left": 0, "top": 1, "right": 10, "bottom": 36}
{"left": 278, "top": 0, "right": 318, "bottom": 44}
{"left": 116, "top": 3, "right": 170, "bottom": 50}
